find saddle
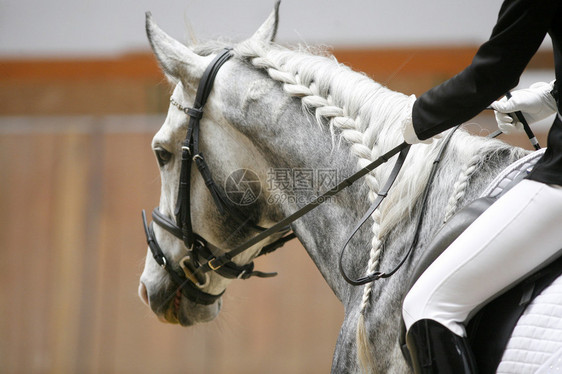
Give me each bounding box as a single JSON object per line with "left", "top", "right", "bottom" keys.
{"left": 399, "top": 149, "right": 562, "bottom": 373}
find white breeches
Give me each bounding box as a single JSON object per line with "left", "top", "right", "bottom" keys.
{"left": 403, "top": 179, "right": 562, "bottom": 337}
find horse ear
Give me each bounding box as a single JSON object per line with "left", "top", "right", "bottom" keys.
{"left": 145, "top": 12, "right": 207, "bottom": 86}
{"left": 249, "top": 1, "right": 280, "bottom": 44}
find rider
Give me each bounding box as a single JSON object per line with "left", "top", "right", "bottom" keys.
{"left": 400, "top": 0, "right": 561, "bottom": 373}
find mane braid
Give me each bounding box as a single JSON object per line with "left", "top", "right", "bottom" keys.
{"left": 443, "top": 152, "right": 484, "bottom": 223}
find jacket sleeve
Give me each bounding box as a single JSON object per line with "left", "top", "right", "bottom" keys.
{"left": 413, "top": 0, "right": 558, "bottom": 140}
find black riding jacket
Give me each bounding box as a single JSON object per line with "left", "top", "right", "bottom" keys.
{"left": 412, "top": 0, "right": 562, "bottom": 185}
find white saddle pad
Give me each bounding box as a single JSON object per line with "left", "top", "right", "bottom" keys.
{"left": 496, "top": 275, "right": 562, "bottom": 373}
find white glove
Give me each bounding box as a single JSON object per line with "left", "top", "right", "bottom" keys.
{"left": 401, "top": 95, "right": 438, "bottom": 144}
{"left": 491, "top": 81, "right": 557, "bottom": 134}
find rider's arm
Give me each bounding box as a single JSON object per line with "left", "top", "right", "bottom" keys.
{"left": 411, "top": 0, "right": 559, "bottom": 141}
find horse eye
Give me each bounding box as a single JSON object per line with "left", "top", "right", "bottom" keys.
{"left": 154, "top": 147, "right": 172, "bottom": 167}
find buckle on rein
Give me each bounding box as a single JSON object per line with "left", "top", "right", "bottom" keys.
{"left": 207, "top": 257, "right": 223, "bottom": 271}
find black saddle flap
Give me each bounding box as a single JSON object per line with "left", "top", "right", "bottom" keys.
{"left": 405, "top": 196, "right": 495, "bottom": 292}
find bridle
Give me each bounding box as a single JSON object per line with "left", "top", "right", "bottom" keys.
{"left": 142, "top": 49, "right": 295, "bottom": 305}
{"left": 142, "top": 47, "right": 414, "bottom": 306}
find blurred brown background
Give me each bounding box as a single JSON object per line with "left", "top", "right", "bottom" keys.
{"left": 0, "top": 1, "right": 555, "bottom": 373}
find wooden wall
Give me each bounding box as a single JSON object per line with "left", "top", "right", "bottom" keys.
{"left": 0, "top": 47, "right": 553, "bottom": 373}
{"left": 0, "top": 116, "right": 343, "bottom": 374}
{"left": 0, "top": 47, "right": 553, "bottom": 116}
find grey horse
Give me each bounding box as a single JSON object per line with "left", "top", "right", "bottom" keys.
{"left": 138, "top": 4, "right": 562, "bottom": 373}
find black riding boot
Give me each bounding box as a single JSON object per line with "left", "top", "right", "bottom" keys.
{"left": 406, "top": 319, "right": 478, "bottom": 374}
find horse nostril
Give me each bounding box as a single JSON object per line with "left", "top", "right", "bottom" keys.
{"left": 139, "top": 282, "right": 149, "bottom": 306}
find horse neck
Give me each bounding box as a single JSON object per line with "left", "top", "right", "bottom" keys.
{"left": 220, "top": 53, "right": 416, "bottom": 302}
{"left": 259, "top": 101, "right": 377, "bottom": 302}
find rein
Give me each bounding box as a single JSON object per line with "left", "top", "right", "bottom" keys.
{"left": 142, "top": 47, "right": 412, "bottom": 305}
{"left": 486, "top": 92, "right": 542, "bottom": 149}
{"left": 339, "top": 126, "right": 459, "bottom": 285}
{"left": 192, "top": 142, "right": 410, "bottom": 279}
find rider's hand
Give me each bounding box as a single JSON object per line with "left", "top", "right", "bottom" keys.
{"left": 401, "top": 95, "right": 440, "bottom": 144}
{"left": 491, "top": 81, "right": 557, "bottom": 134}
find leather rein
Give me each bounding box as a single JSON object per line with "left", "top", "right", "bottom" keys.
{"left": 142, "top": 48, "right": 414, "bottom": 305}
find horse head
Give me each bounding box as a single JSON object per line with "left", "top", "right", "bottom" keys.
{"left": 138, "top": 4, "right": 289, "bottom": 326}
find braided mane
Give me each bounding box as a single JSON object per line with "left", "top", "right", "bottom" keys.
{"left": 231, "top": 40, "right": 446, "bottom": 263}
{"left": 194, "top": 38, "right": 528, "bottom": 371}
{"left": 234, "top": 42, "right": 428, "bottom": 223}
